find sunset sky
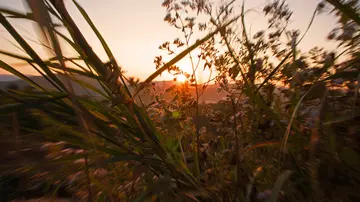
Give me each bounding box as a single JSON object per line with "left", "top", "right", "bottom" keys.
{"left": 0, "top": 0, "right": 337, "bottom": 81}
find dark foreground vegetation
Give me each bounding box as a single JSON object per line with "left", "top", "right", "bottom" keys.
{"left": 0, "top": 0, "right": 360, "bottom": 201}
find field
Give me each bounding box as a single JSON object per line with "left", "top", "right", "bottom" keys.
{"left": 0, "top": 0, "right": 360, "bottom": 201}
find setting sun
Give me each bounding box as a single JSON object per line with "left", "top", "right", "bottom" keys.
{"left": 176, "top": 74, "right": 187, "bottom": 83}
{"left": 0, "top": 0, "right": 357, "bottom": 200}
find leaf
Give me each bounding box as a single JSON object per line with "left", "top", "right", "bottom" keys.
{"left": 182, "top": 193, "right": 201, "bottom": 202}
{"left": 0, "top": 8, "right": 33, "bottom": 20}
{"left": 0, "top": 50, "right": 32, "bottom": 62}
{"left": 246, "top": 166, "right": 263, "bottom": 202}
{"left": 25, "top": 0, "right": 52, "bottom": 47}
{"left": 40, "top": 153, "right": 97, "bottom": 166}
{"left": 0, "top": 7, "right": 61, "bottom": 27}
{"left": 323, "top": 111, "right": 360, "bottom": 125}
{"left": 0, "top": 60, "right": 45, "bottom": 91}
{"left": 282, "top": 82, "right": 326, "bottom": 153}
{"left": 0, "top": 12, "right": 65, "bottom": 91}
{"left": 51, "top": 1, "right": 106, "bottom": 77}
{"left": 218, "top": 136, "right": 226, "bottom": 150}
{"left": 68, "top": 75, "right": 108, "bottom": 98}
{"left": 107, "top": 155, "right": 143, "bottom": 163}
{"left": 49, "top": 65, "right": 99, "bottom": 80}
{"left": 256, "top": 52, "right": 292, "bottom": 93}
{"left": 73, "top": 0, "right": 114, "bottom": 64}
{"left": 244, "top": 141, "right": 282, "bottom": 154}
{"left": 229, "top": 66, "right": 240, "bottom": 79}
{"left": 89, "top": 109, "right": 110, "bottom": 122}
{"left": 71, "top": 0, "right": 131, "bottom": 97}
{"left": 73, "top": 0, "right": 133, "bottom": 93}
{"left": 325, "top": 0, "right": 360, "bottom": 26}
{"left": 296, "top": 6, "right": 318, "bottom": 46}
{"left": 269, "top": 170, "right": 293, "bottom": 202}
{"left": 0, "top": 93, "right": 67, "bottom": 114}
{"left": 172, "top": 111, "right": 181, "bottom": 118}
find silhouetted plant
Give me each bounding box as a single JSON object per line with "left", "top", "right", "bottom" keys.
{"left": 0, "top": 0, "right": 359, "bottom": 201}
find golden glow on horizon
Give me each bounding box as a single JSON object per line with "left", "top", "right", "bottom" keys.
{"left": 0, "top": 0, "right": 338, "bottom": 81}
{"left": 176, "top": 57, "right": 213, "bottom": 83}
{"left": 176, "top": 74, "right": 187, "bottom": 83}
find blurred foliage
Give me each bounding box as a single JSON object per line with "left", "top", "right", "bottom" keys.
{"left": 0, "top": 0, "right": 359, "bottom": 201}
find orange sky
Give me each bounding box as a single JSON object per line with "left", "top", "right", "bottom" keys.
{"left": 0, "top": 0, "right": 337, "bottom": 81}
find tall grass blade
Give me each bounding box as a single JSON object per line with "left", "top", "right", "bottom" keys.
{"left": 50, "top": 0, "right": 107, "bottom": 76}
{"left": 0, "top": 7, "right": 33, "bottom": 20}
{"left": 269, "top": 170, "right": 293, "bottom": 202}
{"left": 282, "top": 81, "right": 326, "bottom": 152}
{"left": 0, "top": 12, "right": 65, "bottom": 91}
{"left": 72, "top": 0, "right": 132, "bottom": 96}
{"left": 246, "top": 166, "right": 263, "bottom": 202}
{"left": 0, "top": 50, "right": 33, "bottom": 62}
{"left": 353, "top": 72, "right": 360, "bottom": 115}
{"left": 131, "top": 16, "right": 239, "bottom": 100}
{"left": 72, "top": 0, "right": 114, "bottom": 64}
{"left": 325, "top": 0, "right": 360, "bottom": 26}
{"left": 0, "top": 60, "right": 45, "bottom": 91}
{"left": 256, "top": 52, "right": 292, "bottom": 93}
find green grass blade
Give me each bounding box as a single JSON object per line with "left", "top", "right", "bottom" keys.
{"left": 269, "top": 170, "right": 293, "bottom": 202}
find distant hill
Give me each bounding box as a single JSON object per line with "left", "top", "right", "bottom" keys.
{"left": 0, "top": 74, "right": 103, "bottom": 96}
{"left": 0, "top": 74, "right": 227, "bottom": 104}
{"left": 0, "top": 75, "right": 19, "bottom": 82}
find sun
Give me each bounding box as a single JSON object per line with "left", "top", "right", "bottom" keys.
{"left": 175, "top": 74, "right": 187, "bottom": 83}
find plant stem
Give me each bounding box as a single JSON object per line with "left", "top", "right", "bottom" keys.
{"left": 84, "top": 155, "right": 92, "bottom": 202}
{"left": 231, "top": 97, "right": 240, "bottom": 201}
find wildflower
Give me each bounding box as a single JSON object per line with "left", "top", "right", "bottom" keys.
{"left": 93, "top": 168, "right": 108, "bottom": 177}
{"left": 74, "top": 159, "right": 86, "bottom": 164}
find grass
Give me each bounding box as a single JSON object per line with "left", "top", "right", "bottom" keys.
{"left": 0, "top": 0, "right": 360, "bottom": 201}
